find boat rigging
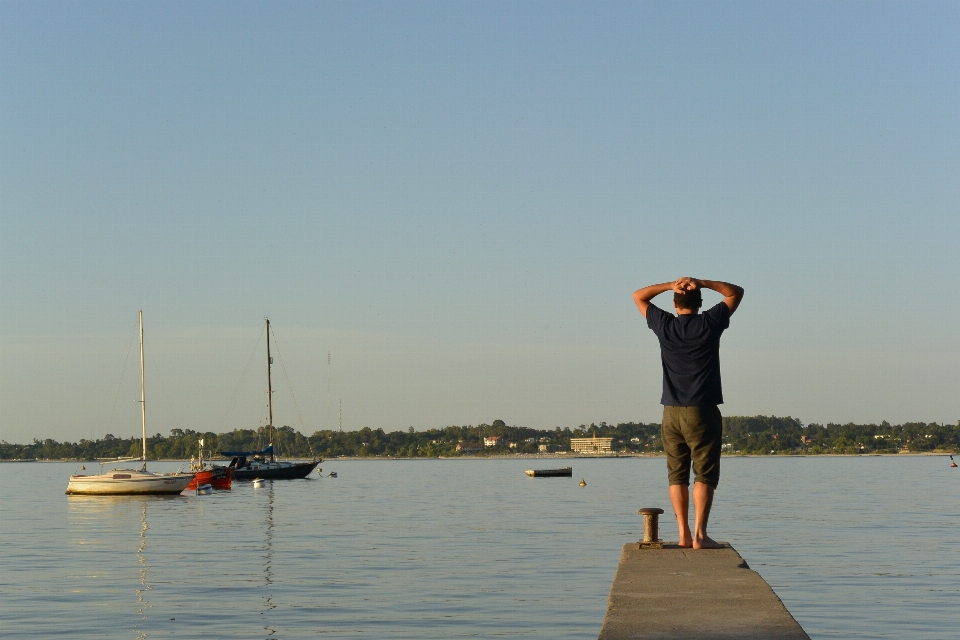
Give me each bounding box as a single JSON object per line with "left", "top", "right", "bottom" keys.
{"left": 223, "top": 318, "right": 320, "bottom": 480}
{"left": 66, "top": 311, "right": 195, "bottom": 495}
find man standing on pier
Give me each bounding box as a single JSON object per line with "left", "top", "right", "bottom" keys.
{"left": 633, "top": 277, "right": 744, "bottom": 549}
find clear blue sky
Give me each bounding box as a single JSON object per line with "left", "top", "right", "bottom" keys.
{"left": 2, "top": 1, "right": 958, "bottom": 444}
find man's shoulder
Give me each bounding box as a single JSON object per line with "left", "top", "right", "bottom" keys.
{"left": 702, "top": 302, "right": 730, "bottom": 327}
{"left": 647, "top": 302, "right": 668, "bottom": 317}
{"left": 646, "top": 303, "right": 671, "bottom": 331}
{"left": 646, "top": 303, "right": 670, "bottom": 320}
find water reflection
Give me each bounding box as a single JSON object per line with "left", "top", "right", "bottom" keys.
{"left": 263, "top": 481, "right": 276, "bottom": 638}
{"left": 67, "top": 495, "right": 179, "bottom": 639}
{"left": 135, "top": 501, "right": 150, "bottom": 640}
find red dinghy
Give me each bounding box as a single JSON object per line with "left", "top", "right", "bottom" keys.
{"left": 187, "top": 465, "right": 232, "bottom": 490}
{"left": 186, "top": 439, "right": 233, "bottom": 490}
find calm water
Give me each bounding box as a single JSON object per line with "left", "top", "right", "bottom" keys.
{"left": 1, "top": 457, "right": 958, "bottom": 639}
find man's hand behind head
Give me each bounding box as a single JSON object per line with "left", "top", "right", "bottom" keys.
{"left": 673, "top": 277, "right": 701, "bottom": 294}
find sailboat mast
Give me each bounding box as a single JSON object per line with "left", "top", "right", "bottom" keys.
{"left": 266, "top": 318, "right": 274, "bottom": 462}
{"left": 139, "top": 310, "right": 147, "bottom": 471}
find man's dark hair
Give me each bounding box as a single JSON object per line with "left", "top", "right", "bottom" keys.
{"left": 674, "top": 289, "right": 702, "bottom": 311}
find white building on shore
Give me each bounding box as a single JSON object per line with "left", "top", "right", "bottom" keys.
{"left": 569, "top": 436, "right": 617, "bottom": 454}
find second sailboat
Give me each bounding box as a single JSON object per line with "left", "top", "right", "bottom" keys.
{"left": 224, "top": 318, "right": 321, "bottom": 480}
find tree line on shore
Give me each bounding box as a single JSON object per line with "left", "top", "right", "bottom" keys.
{"left": 3, "top": 416, "right": 959, "bottom": 461}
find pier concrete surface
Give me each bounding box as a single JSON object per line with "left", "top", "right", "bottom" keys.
{"left": 598, "top": 543, "right": 810, "bottom": 640}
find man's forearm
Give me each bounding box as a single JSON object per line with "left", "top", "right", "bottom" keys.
{"left": 633, "top": 281, "right": 675, "bottom": 317}
{"left": 634, "top": 281, "right": 675, "bottom": 303}
{"left": 695, "top": 279, "right": 745, "bottom": 314}
{"left": 697, "top": 280, "right": 743, "bottom": 298}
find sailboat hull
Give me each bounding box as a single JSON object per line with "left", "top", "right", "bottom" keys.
{"left": 66, "top": 470, "right": 195, "bottom": 495}
{"left": 231, "top": 460, "right": 320, "bottom": 480}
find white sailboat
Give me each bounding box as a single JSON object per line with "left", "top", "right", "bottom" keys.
{"left": 66, "top": 311, "right": 195, "bottom": 496}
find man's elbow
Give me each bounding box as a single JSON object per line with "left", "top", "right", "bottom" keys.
{"left": 633, "top": 291, "right": 649, "bottom": 316}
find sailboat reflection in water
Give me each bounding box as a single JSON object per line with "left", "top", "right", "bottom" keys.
{"left": 135, "top": 501, "right": 151, "bottom": 640}
{"left": 262, "top": 481, "right": 277, "bottom": 637}
{"left": 67, "top": 495, "right": 179, "bottom": 639}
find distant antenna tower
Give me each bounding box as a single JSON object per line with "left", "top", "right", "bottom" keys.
{"left": 327, "top": 351, "right": 331, "bottom": 431}
{"left": 339, "top": 398, "right": 342, "bottom": 432}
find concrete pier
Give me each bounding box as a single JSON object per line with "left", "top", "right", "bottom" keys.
{"left": 598, "top": 543, "right": 810, "bottom": 640}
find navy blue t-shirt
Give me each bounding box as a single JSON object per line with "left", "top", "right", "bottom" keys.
{"left": 646, "top": 302, "right": 730, "bottom": 406}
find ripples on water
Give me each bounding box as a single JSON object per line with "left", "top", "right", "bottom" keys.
{"left": 0, "top": 457, "right": 957, "bottom": 639}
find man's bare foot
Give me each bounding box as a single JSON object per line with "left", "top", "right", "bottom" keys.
{"left": 692, "top": 535, "right": 723, "bottom": 549}
{"left": 677, "top": 535, "right": 693, "bottom": 548}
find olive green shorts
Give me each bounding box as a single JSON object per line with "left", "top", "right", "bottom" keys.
{"left": 662, "top": 405, "right": 722, "bottom": 488}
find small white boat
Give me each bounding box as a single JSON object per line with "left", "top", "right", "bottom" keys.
{"left": 328, "top": 471, "right": 337, "bottom": 478}
{"left": 253, "top": 478, "right": 265, "bottom": 488}
{"left": 65, "top": 311, "right": 195, "bottom": 496}
{"left": 196, "top": 483, "right": 213, "bottom": 495}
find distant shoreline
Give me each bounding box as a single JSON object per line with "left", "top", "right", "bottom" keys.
{"left": 310, "top": 451, "right": 955, "bottom": 460}
{"left": 5, "top": 451, "right": 954, "bottom": 463}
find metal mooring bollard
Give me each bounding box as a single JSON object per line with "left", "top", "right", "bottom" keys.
{"left": 638, "top": 507, "right": 665, "bottom": 549}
